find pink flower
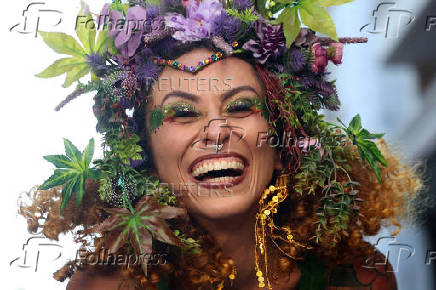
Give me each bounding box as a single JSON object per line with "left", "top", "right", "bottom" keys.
{"left": 328, "top": 42, "right": 344, "bottom": 65}
{"left": 311, "top": 42, "right": 344, "bottom": 73}
{"left": 311, "top": 43, "right": 328, "bottom": 73}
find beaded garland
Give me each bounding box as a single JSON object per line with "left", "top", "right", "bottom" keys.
{"left": 152, "top": 51, "right": 226, "bottom": 73}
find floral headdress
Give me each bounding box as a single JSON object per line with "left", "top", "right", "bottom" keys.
{"left": 35, "top": 0, "right": 388, "bottom": 288}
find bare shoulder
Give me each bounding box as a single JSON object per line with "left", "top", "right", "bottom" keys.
{"left": 66, "top": 266, "right": 136, "bottom": 290}
{"left": 326, "top": 250, "right": 397, "bottom": 290}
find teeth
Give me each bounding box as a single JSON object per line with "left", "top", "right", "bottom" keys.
{"left": 206, "top": 176, "right": 237, "bottom": 183}
{"left": 192, "top": 157, "right": 245, "bottom": 178}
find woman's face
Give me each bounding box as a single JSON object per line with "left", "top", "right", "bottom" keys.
{"left": 146, "top": 48, "right": 281, "bottom": 219}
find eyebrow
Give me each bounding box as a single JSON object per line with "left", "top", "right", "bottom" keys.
{"left": 161, "top": 91, "right": 199, "bottom": 105}
{"left": 160, "top": 85, "right": 259, "bottom": 105}
{"left": 220, "top": 86, "right": 259, "bottom": 102}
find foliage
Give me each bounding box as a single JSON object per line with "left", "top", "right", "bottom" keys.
{"left": 36, "top": 3, "right": 117, "bottom": 87}
{"left": 259, "top": 0, "right": 355, "bottom": 46}
{"left": 39, "top": 138, "right": 101, "bottom": 213}
{"left": 105, "top": 131, "right": 143, "bottom": 165}
{"left": 173, "top": 229, "right": 202, "bottom": 255}
{"left": 87, "top": 195, "right": 185, "bottom": 274}
{"left": 334, "top": 114, "right": 387, "bottom": 182}
{"left": 150, "top": 106, "right": 165, "bottom": 132}
{"left": 225, "top": 6, "right": 258, "bottom": 23}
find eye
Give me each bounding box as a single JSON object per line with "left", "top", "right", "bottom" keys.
{"left": 163, "top": 102, "right": 200, "bottom": 122}
{"left": 225, "top": 98, "right": 262, "bottom": 118}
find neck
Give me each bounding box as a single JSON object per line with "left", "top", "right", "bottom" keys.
{"left": 191, "top": 204, "right": 259, "bottom": 289}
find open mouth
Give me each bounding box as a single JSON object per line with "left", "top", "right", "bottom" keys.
{"left": 190, "top": 155, "right": 247, "bottom": 187}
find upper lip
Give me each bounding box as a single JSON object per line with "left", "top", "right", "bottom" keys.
{"left": 188, "top": 152, "right": 248, "bottom": 174}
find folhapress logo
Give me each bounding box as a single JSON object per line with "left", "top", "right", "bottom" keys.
{"left": 360, "top": 2, "right": 414, "bottom": 38}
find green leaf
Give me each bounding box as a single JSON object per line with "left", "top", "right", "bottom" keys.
{"left": 146, "top": 0, "right": 161, "bottom": 6}
{"left": 110, "top": 2, "right": 130, "bottom": 14}
{"left": 60, "top": 177, "right": 79, "bottom": 213}
{"left": 225, "top": 7, "right": 259, "bottom": 23}
{"left": 150, "top": 107, "right": 164, "bottom": 131}
{"left": 299, "top": 2, "right": 338, "bottom": 40}
{"left": 274, "top": 7, "right": 301, "bottom": 47}
{"left": 76, "top": 3, "right": 96, "bottom": 53}
{"left": 88, "top": 168, "right": 102, "bottom": 180}
{"left": 357, "top": 139, "right": 387, "bottom": 167}
{"left": 38, "top": 31, "right": 84, "bottom": 57}
{"left": 62, "top": 64, "right": 90, "bottom": 88}
{"left": 81, "top": 138, "right": 95, "bottom": 169}
{"left": 41, "top": 138, "right": 101, "bottom": 213}
{"left": 39, "top": 169, "right": 76, "bottom": 190}
{"left": 64, "top": 138, "right": 82, "bottom": 164}
{"left": 256, "top": 0, "right": 269, "bottom": 18}
{"left": 348, "top": 114, "right": 362, "bottom": 134}
{"left": 42, "top": 154, "right": 76, "bottom": 169}
{"left": 317, "top": 0, "right": 354, "bottom": 6}
{"left": 35, "top": 57, "right": 87, "bottom": 78}
{"left": 95, "top": 30, "right": 118, "bottom": 55}
{"left": 358, "top": 129, "right": 384, "bottom": 139}
{"left": 75, "top": 175, "right": 86, "bottom": 205}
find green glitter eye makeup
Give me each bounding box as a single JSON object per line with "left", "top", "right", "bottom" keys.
{"left": 149, "top": 102, "right": 200, "bottom": 132}
{"left": 225, "top": 98, "right": 255, "bottom": 113}
{"left": 163, "top": 102, "right": 200, "bottom": 119}
{"left": 224, "top": 97, "right": 266, "bottom": 118}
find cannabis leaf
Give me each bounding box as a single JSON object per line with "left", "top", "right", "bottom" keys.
{"left": 225, "top": 6, "right": 259, "bottom": 23}
{"left": 86, "top": 195, "right": 186, "bottom": 275}
{"left": 261, "top": 0, "right": 355, "bottom": 46}
{"left": 36, "top": 2, "right": 117, "bottom": 87}
{"left": 335, "top": 114, "right": 387, "bottom": 182}
{"left": 39, "top": 138, "right": 101, "bottom": 213}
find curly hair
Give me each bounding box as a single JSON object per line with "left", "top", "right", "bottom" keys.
{"left": 19, "top": 40, "right": 424, "bottom": 289}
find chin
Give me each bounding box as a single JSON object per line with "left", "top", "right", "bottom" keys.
{"left": 184, "top": 190, "right": 258, "bottom": 220}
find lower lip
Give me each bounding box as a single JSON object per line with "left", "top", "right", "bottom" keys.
{"left": 191, "top": 166, "right": 249, "bottom": 189}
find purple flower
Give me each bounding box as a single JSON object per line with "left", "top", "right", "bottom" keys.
{"left": 103, "top": 4, "right": 148, "bottom": 58}
{"left": 152, "top": 15, "right": 165, "bottom": 30}
{"left": 86, "top": 53, "right": 107, "bottom": 73}
{"left": 165, "top": 0, "right": 224, "bottom": 41}
{"left": 146, "top": 5, "right": 160, "bottom": 20}
{"left": 285, "top": 46, "right": 306, "bottom": 72}
{"left": 136, "top": 59, "right": 160, "bottom": 81}
{"left": 242, "top": 21, "right": 286, "bottom": 64}
{"left": 211, "top": 11, "right": 242, "bottom": 41}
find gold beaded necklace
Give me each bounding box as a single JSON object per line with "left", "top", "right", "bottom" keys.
{"left": 254, "top": 174, "right": 313, "bottom": 289}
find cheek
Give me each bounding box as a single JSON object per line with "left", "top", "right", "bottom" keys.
{"left": 239, "top": 114, "right": 277, "bottom": 175}
{"left": 240, "top": 114, "right": 272, "bottom": 154}
{"left": 149, "top": 123, "right": 195, "bottom": 180}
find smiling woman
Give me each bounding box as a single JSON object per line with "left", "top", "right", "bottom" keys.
{"left": 19, "top": 0, "right": 423, "bottom": 289}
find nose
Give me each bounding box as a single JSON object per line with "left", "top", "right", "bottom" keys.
{"left": 197, "top": 118, "right": 231, "bottom": 152}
